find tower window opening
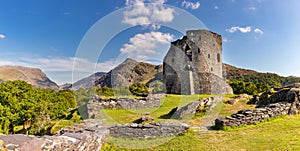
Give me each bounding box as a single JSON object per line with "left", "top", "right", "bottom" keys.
{"left": 198, "top": 48, "right": 200, "bottom": 53}
{"left": 217, "top": 53, "right": 221, "bottom": 62}
{"left": 208, "top": 54, "right": 210, "bottom": 59}
{"left": 185, "top": 45, "right": 192, "bottom": 61}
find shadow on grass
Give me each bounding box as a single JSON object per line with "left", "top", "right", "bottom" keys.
{"left": 159, "top": 107, "right": 178, "bottom": 119}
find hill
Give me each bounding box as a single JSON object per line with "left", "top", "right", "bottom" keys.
{"left": 95, "top": 58, "right": 162, "bottom": 88}
{"left": 0, "top": 66, "right": 59, "bottom": 89}
{"left": 69, "top": 59, "right": 300, "bottom": 90}
{"left": 223, "top": 64, "right": 300, "bottom": 87}
{"left": 60, "top": 72, "right": 106, "bottom": 90}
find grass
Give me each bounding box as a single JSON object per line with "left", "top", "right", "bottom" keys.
{"left": 220, "top": 99, "right": 256, "bottom": 117}
{"left": 102, "top": 115, "right": 300, "bottom": 151}
{"left": 100, "top": 94, "right": 213, "bottom": 125}
{"left": 101, "top": 94, "right": 300, "bottom": 151}
{"left": 50, "top": 109, "right": 83, "bottom": 134}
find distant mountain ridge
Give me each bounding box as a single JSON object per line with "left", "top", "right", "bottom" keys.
{"left": 60, "top": 72, "right": 106, "bottom": 90}
{"left": 0, "top": 65, "right": 59, "bottom": 89}
{"left": 62, "top": 59, "right": 300, "bottom": 90}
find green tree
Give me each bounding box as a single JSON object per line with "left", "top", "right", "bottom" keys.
{"left": 129, "top": 83, "right": 149, "bottom": 96}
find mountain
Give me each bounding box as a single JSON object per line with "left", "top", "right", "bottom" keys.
{"left": 60, "top": 72, "right": 106, "bottom": 90}
{"left": 95, "top": 58, "right": 162, "bottom": 88}
{"left": 223, "top": 64, "right": 300, "bottom": 87}
{"left": 0, "top": 66, "right": 59, "bottom": 89}
{"left": 69, "top": 59, "right": 300, "bottom": 90}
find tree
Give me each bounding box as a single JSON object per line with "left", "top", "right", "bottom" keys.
{"left": 129, "top": 83, "right": 149, "bottom": 96}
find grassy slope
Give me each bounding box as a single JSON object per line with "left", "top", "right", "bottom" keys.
{"left": 101, "top": 94, "right": 300, "bottom": 151}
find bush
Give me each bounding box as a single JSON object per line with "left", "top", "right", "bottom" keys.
{"left": 229, "top": 81, "right": 270, "bottom": 95}
{"left": 129, "top": 83, "right": 149, "bottom": 96}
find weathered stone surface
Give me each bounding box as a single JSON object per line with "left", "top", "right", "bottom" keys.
{"left": 172, "top": 96, "right": 223, "bottom": 119}
{"left": 215, "top": 102, "right": 292, "bottom": 127}
{"left": 163, "top": 30, "right": 233, "bottom": 95}
{"left": 87, "top": 94, "right": 164, "bottom": 119}
{"left": 109, "top": 122, "right": 189, "bottom": 139}
{"left": 216, "top": 84, "right": 300, "bottom": 128}
{"left": 0, "top": 120, "right": 109, "bottom": 151}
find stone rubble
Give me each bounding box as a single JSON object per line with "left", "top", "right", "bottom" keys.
{"left": 215, "top": 85, "right": 300, "bottom": 128}
{"left": 0, "top": 120, "right": 109, "bottom": 151}
{"left": 109, "top": 122, "right": 189, "bottom": 139}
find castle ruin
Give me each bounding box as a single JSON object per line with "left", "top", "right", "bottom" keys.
{"left": 163, "top": 30, "right": 233, "bottom": 95}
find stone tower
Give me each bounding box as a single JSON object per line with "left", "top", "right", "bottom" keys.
{"left": 163, "top": 30, "right": 232, "bottom": 95}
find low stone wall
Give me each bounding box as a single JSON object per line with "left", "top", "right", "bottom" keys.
{"left": 216, "top": 84, "right": 300, "bottom": 128}
{"left": 215, "top": 102, "right": 291, "bottom": 127}
{"left": 0, "top": 120, "right": 109, "bottom": 151}
{"left": 109, "top": 122, "right": 189, "bottom": 139}
{"left": 87, "top": 94, "right": 164, "bottom": 119}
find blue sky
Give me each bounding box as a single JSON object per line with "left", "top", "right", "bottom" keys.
{"left": 0, "top": 0, "right": 300, "bottom": 84}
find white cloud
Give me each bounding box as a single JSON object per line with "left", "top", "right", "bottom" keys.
{"left": 0, "top": 57, "right": 116, "bottom": 73}
{"left": 123, "top": 0, "right": 174, "bottom": 30}
{"left": 248, "top": 6, "right": 256, "bottom": 11}
{"left": 120, "top": 32, "right": 174, "bottom": 60}
{"left": 223, "top": 37, "right": 228, "bottom": 43}
{"left": 181, "top": 0, "right": 200, "bottom": 10}
{"left": 226, "top": 26, "right": 252, "bottom": 33}
{"left": 254, "top": 28, "right": 264, "bottom": 35}
{"left": 214, "top": 6, "right": 219, "bottom": 10}
{"left": 0, "top": 34, "right": 5, "bottom": 39}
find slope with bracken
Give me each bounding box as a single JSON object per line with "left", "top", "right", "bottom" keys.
{"left": 0, "top": 65, "right": 59, "bottom": 89}
{"left": 223, "top": 63, "right": 300, "bottom": 87}
{"left": 95, "top": 58, "right": 162, "bottom": 88}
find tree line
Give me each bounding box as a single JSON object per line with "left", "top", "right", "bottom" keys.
{"left": 0, "top": 80, "right": 76, "bottom": 135}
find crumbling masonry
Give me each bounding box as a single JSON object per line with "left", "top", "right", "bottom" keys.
{"left": 163, "top": 30, "right": 233, "bottom": 94}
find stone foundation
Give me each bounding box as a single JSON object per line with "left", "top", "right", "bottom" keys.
{"left": 109, "top": 122, "right": 189, "bottom": 139}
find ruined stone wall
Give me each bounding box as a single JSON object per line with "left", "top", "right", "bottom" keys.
{"left": 215, "top": 102, "right": 291, "bottom": 127}
{"left": 109, "top": 122, "right": 189, "bottom": 139}
{"left": 215, "top": 85, "right": 300, "bottom": 128}
{"left": 163, "top": 30, "right": 232, "bottom": 95}
{"left": 87, "top": 94, "right": 163, "bottom": 119}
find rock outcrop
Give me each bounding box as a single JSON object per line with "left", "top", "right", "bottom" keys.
{"left": 172, "top": 96, "right": 223, "bottom": 119}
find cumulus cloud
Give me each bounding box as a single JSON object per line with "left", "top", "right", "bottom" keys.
{"left": 254, "top": 28, "right": 264, "bottom": 35}
{"left": 120, "top": 32, "right": 174, "bottom": 60}
{"left": 0, "top": 34, "right": 5, "bottom": 39}
{"left": 181, "top": 0, "right": 200, "bottom": 10}
{"left": 226, "top": 26, "right": 252, "bottom": 33}
{"left": 123, "top": 0, "right": 174, "bottom": 30}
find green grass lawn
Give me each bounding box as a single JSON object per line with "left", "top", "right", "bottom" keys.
{"left": 100, "top": 94, "right": 213, "bottom": 125}
{"left": 101, "top": 94, "right": 300, "bottom": 151}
